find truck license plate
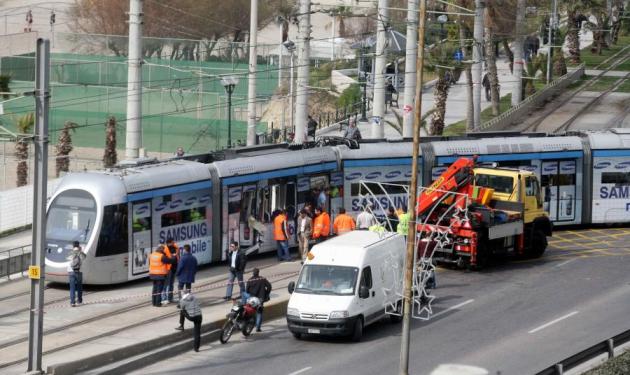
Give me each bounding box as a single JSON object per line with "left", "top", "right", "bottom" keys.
{"left": 307, "top": 328, "right": 320, "bottom": 334}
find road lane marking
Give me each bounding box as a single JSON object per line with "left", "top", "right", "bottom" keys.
{"left": 555, "top": 259, "right": 576, "bottom": 267}
{"left": 433, "top": 299, "right": 474, "bottom": 318}
{"left": 288, "top": 367, "right": 312, "bottom": 375}
{"left": 528, "top": 311, "right": 579, "bottom": 334}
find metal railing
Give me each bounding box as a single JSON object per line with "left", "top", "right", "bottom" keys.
{"left": 536, "top": 328, "right": 630, "bottom": 374}
{"left": 0, "top": 244, "right": 32, "bottom": 280}
{"left": 480, "top": 64, "right": 586, "bottom": 131}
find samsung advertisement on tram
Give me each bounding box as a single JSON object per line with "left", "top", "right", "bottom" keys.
{"left": 591, "top": 157, "right": 630, "bottom": 223}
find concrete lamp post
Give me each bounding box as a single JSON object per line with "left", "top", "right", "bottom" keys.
{"left": 220, "top": 76, "right": 239, "bottom": 148}
{"left": 283, "top": 40, "right": 296, "bottom": 139}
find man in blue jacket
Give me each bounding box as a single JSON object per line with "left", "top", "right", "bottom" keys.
{"left": 176, "top": 244, "right": 198, "bottom": 305}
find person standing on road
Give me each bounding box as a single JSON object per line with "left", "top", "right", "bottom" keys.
{"left": 297, "top": 209, "right": 312, "bottom": 262}
{"left": 164, "top": 237, "right": 180, "bottom": 304}
{"left": 149, "top": 245, "right": 172, "bottom": 307}
{"left": 333, "top": 207, "right": 355, "bottom": 235}
{"left": 385, "top": 207, "right": 399, "bottom": 232}
{"left": 343, "top": 119, "right": 362, "bottom": 141}
{"left": 312, "top": 207, "right": 330, "bottom": 243}
{"left": 356, "top": 206, "right": 377, "bottom": 230}
{"left": 273, "top": 208, "right": 291, "bottom": 261}
{"left": 176, "top": 244, "right": 197, "bottom": 304}
{"left": 67, "top": 241, "right": 86, "bottom": 307}
{"left": 224, "top": 241, "right": 247, "bottom": 301}
{"left": 397, "top": 205, "right": 411, "bottom": 236}
{"left": 175, "top": 290, "right": 203, "bottom": 352}
{"left": 245, "top": 268, "right": 272, "bottom": 332}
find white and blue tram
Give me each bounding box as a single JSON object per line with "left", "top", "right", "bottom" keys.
{"left": 44, "top": 130, "right": 630, "bottom": 284}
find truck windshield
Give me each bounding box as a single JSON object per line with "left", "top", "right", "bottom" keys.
{"left": 46, "top": 189, "right": 97, "bottom": 262}
{"left": 295, "top": 265, "right": 359, "bottom": 296}
{"left": 474, "top": 174, "right": 515, "bottom": 194}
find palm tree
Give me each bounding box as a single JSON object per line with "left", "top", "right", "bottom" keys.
{"left": 563, "top": 0, "right": 595, "bottom": 64}
{"left": 427, "top": 41, "right": 462, "bottom": 135}
{"left": 103, "top": 116, "right": 117, "bottom": 168}
{"left": 15, "top": 113, "right": 34, "bottom": 187}
{"left": 55, "top": 121, "right": 76, "bottom": 177}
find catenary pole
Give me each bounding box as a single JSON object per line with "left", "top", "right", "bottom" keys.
{"left": 372, "top": 0, "right": 388, "bottom": 139}
{"left": 247, "top": 0, "right": 258, "bottom": 146}
{"left": 546, "top": 0, "right": 557, "bottom": 83}
{"left": 402, "top": 0, "right": 419, "bottom": 138}
{"left": 471, "top": 0, "right": 484, "bottom": 130}
{"left": 400, "top": 0, "right": 426, "bottom": 373}
{"left": 512, "top": 0, "right": 526, "bottom": 106}
{"left": 125, "top": 0, "right": 143, "bottom": 159}
{"left": 294, "top": 0, "right": 311, "bottom": 144}
{"left": 27, "top": 38, "right": 50, "bottom": 374}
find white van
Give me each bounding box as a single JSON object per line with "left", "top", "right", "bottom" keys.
{"left": 286, "top": 231, "right": 406, "bottom": 341}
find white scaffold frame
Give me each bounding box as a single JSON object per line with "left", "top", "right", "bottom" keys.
{"left": 357, "top": 180, "right": 470, "bottom": 321}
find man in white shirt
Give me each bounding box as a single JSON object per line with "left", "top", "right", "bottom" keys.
{"left": 356, "top": 208, "right": 377, "bottom": 230}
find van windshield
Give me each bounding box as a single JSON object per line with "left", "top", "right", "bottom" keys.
{"left": 295, "top": 265, "right": 359, "bottom": 296}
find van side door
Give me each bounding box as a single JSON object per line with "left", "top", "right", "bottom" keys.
{"left": 359, "top": 266, "right": 381, "bottom": 324}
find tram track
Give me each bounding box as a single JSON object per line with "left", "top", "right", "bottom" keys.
{"left": 525, "top": 44, "right": 630, "bottom": 134}
{"left": 0, "top": 270, "right": 297, "bottom": 370}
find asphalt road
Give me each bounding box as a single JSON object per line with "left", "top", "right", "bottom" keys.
{"left": 130, "top": 227, "right": 630, "bottom": 375}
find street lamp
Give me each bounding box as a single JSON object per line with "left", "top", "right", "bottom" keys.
{"left": 283, "top": 40, "right": 296, "bottom": 141}
{"left": 220, "top": 75, "right": 239, "bottom": 149}
{"left": 437, "top": 14, "right": 448, "bottom": 43}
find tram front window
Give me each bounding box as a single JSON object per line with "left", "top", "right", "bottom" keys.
{"left": 46, "top": 189, "right": 97, "bottom": 263}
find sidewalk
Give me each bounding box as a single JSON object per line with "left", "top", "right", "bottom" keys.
{"left": 0, "top": 255, "right": 300, "bottom": 375}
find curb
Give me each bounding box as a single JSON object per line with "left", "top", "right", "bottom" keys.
{"left": 46, "top": 298, "right": 290, "bottom": 375}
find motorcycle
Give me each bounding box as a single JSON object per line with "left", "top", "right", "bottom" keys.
{"left": 219, "top": 297, "right": 260, "bottom": 344}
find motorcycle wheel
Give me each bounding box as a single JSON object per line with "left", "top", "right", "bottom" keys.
{"left": 242, "top": 318, "right": 255, "bottom": 336}
{"left": 220, "top": 319, "right": 236, "bottom": 344}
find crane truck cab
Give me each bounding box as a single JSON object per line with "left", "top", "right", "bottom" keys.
{"left": 286, "top": 231, "right": 406, "bottom": 342}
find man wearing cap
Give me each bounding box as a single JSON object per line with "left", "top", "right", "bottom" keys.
{"left": 175, "top": 290, "right": 203, "bottom": 352}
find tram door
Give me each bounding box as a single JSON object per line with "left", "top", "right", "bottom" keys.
{"left": 541, "top": 161, "right": 577, "bottom": 222}
{"left": 130, "top": 200, "right": 152, "bottom": 277}
{"left": 239, "top": 185, "right": 257, "bottom": 247}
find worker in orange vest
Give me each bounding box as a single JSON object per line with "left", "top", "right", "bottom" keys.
{"left": 333, "top": 207, "right": 356, "bottom": 235}
{"left": 149, "top": 245, "right": 173, "bottom": 307}
{"left": 164, "top": 237, "right": 180, "bottom": 304}
{"left": 312, "top": 206, "right": 331, "bottom": 243}
{"left": 274, "top": 209, "right": 291, "bottom": 261}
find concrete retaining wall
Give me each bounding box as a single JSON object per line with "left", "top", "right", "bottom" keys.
{"left": 0, "top": 179, "right": 60, "bottom": 235}
{"left": 480, "top": 65, "right": 585, "bottom": 131}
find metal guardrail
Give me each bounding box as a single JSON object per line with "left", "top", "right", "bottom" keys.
{"left": 481, "top": 64, "right": 586, "bottom": 131}
{"left": 536, "top": 328, "right": 630, "bottom": 374}
{"left": 0, "top": 245, "right": 32, "bottom": 280}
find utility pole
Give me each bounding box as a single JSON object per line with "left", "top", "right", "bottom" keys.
{"left": 512, "top": 0, "right": 526, "bottom": 106}
{"left": 400, "top": 0, "right": 426, "bottom": 373}
{"left": 402, "top": 0, "right": 419, "bottom": 139}
{"left": 372, "top": 0, "right": 389, "bottom": 139}
{"left": 27, "top": 38, "right": 50, "bottom": 374}
{"left": 546, "top": 0, "right": 557, "bottom": 83}
{"left": 125, "top": 0, "right": 143, "bottom": 159}
{"left": 294, "top": 0, "right": 311, "bottom": 144}
{"left": 247, "top": 0, "right": 258, "bottom": 146}
{"left": 330, "top": 11, "right": 335, "bottom": 62}
{"left": 471, "top": 0, "right": 484, "bottom": 130}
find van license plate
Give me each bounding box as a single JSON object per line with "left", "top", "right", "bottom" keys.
{"left": 307, "top": 329, "right": 320, "bottom": 334}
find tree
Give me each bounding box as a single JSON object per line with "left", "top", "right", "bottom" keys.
{"left": 103, "top": 116, "right": 118, "bottom": 168}
{"left": 427, "top": 41, "right": 462, "bottom": 135}
{"left": 563, "top": 0, "right": 595, "bottom": 64}
{"left": 15, "top": 113, "right": 34, "bottom": 187}
{"left": 56, "top": 121, "right": 76, "bottom": 177}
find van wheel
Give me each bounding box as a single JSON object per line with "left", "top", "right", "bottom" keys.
{"left": 529, "top": 229, "right": 547, "bottom": 258}
{"left": 292, "top": 332, "right": 302, "bottom": 340}
{"left": 351, "top": 317, "right": 363, "bottom": 342}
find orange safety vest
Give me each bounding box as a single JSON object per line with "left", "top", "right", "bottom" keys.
{"left": 313, "top": 212, "right": 331, "bottom": 239}
{"left": 274, "top": 214, "right": 288, "bottom": 241}
{"left": 163, "top": 246, "right": 173, "bottom": 271}
{"left": 333, "top": 213, "right": 356, "bottom": 235}
{"left": 149, "top": 251, "right": 168, "bottom": 276}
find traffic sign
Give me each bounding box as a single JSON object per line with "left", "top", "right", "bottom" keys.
{"left": 453, "top": 49, "right": 463, "bottom": 62}
{"left": 28, "top": 265, "right": 41, "bottom": 280}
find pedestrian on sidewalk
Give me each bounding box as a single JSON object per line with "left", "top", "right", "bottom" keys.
{"left": 273, "top": 208, "right": 291, "bottom": 261}
{"left": 297, "top": 209, "right": 312, "bottom": 263}
{"left": 245, "top": 268, "right": 272, "bottom": 332}
{"left": 163, "top": 237, "right": 180, "bottom": 304}
{"left": 307, "top": 115, "right": 317, "bottom": 139}
{"left": 333, "top": 207, "right": 355, "bottom": 235}
{"left": 356, "top": 206, "right": 377, "bottom": 230}
{"left": 176, "top": 244, "right": 197, "bottom": 304}
{"left": 175, "top": 290, "right": 203, "bottom": 352}
{"left": 149, "top": 245, "right": 172, "bottom": 307}
{"left": 343, "top": 119, "right": 362, "bottom": 141}
{"left": 224, "top": 241, "right": 246, "bottom": 301}
{"left": 25, "top": 10, "right": 33, "bottom": 32}
{"left": 67, "top": 241, "right": 85, "bottom": 307}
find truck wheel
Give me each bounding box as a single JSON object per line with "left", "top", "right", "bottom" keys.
{"left": 529, "top": 229, "right": 547, "bottom": 258}
{"left": 351, "top": 317, "right": 364, "bottom": 342}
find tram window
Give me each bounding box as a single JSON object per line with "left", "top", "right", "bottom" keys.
{"left": 351, "top": 182, "right": 408, "bottom": 196}
{"left": 286, "top": 183, "right": 296, "bottom": 219}
{"left": 602, "top": 172, "right": 630, "bottom": 185}
{"left": 96, "top": 204, "right": 128, "bottom": 257}
{"left": 557, "top": 173, "right": 576, "bottom": 185}
{"left": 161, "top": 207, "right": 206, "bottom": 228}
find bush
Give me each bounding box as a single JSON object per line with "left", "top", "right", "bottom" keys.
{"left": 337, "top": 84, "right": 361, "bottom": 108}
{"left": 584, "top": 349, "right": 630, "bottom": 375}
